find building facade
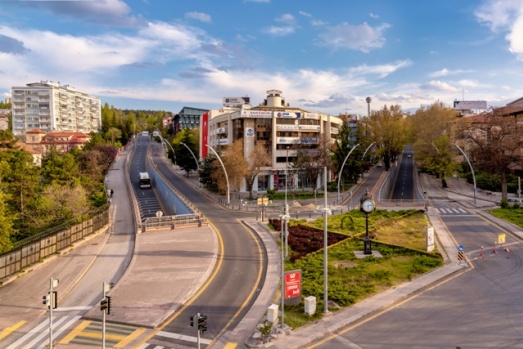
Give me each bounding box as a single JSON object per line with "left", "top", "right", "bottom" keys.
{"left": 200, "top": 89, "right": 343, "bottom": 192}
{"left": 172, "top": 106, "right": 208, "bottom": 135}
{"left": 11, "top": 81, "right": 101, "bottom": 136}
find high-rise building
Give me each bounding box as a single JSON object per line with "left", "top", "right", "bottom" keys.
{"left": 11, "top": 80, "right": 101, "bottom": 136}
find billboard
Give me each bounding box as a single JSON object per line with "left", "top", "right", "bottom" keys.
{"left": 453, "top": 100, "right": 487, "bottom": 110}
{"left": 285, "top": 270, "right": 301, "bottom": 299}
{"left": 241, "top": 110, "right": 272, "bottom": 118}
{"left": 223, "top": 96, "right": 250, "bottom": 107}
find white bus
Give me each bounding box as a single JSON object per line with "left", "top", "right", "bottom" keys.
{"left": 139, "top": 172, "right": 151, "bottom": 189}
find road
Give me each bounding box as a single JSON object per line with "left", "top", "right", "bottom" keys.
{"left": 140, "top": 155, "right": 266, "bottom": 348}
{"left": 304, "top": 176, "right": 523, "bottom": 349}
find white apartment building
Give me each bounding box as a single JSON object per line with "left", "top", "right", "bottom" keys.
{"left": 11, "top": 81, "right": 101, "bottom": 136}
{"left": 201, "top": 89, "right": 343, "bottom": 192}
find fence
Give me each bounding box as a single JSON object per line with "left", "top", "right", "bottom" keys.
{"left": 142, "top": 213, "right": 208, "bottom": 231}
{"left": 0, "top": 209, "right": 109, "bottom": 284}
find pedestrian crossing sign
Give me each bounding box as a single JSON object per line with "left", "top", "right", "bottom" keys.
{"left": 498, "top": 233, "right": 506, "bottom": 245}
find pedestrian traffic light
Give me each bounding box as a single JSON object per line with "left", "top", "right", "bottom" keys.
{"left": 190, "top": 315, "right": 195, "bottom": 327}
{"left": 42, "top": 292, "right": 58, "bottom": 309}
{"left": 198, "top": 314, "right": 208, "bottom": 333}
{"left": 43, "top": 294, "right": 50, "bottom": 308}
{"left": 100, "top": 297, "right": 108, "bottom": 313}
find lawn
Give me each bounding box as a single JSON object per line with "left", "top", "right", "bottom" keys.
{"left": 271, "top": 209, "right": 443, "bottom": 329}
{"left": 489, "top": 207, "right": 523, "bottom": 228}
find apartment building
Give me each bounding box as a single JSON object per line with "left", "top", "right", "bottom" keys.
{"left": 11, "top": 81, "right": 101, "bottom": 136}
{"left": 200, "top": 89, "right": 343, "bottom": 192}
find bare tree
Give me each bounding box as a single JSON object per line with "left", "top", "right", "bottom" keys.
{"left": 456, "top": 108, "right": 523, "bottom": 200}
{"left": 244, "top": 143, "right": 271, "bottom": 199}
{"left": 293, "top": 133, "right": 334, "bottom": 190}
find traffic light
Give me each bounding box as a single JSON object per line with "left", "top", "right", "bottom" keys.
{"left": 190, "top": 315, "right": 195, "bottom": 327}
{"left": 42, "top": 292, "right": 58, "bottom": 309}
{"left": 106, "top": 296, "right": 111, "bottom": 315}
{"left": 43, "top": 294, "right": 50, "bottom": 307}
{"left": 100, "top": 297, "right": 108, "bottom": 313}
{"left": 198, "top": 314, "right": 208, "bottom": 333}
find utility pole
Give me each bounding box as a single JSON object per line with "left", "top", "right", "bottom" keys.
{"left": 43, "top": 278, "right": 59, "bottom": 349}
{"left": 100, "top": 282, "right": 113, "bottom": 349}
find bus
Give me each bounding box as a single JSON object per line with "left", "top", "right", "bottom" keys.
{"left": 139, "top": 172, "right": 151, "bottom": 189}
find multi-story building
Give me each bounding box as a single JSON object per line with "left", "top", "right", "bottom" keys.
{"left": 172, "top": 106, "right": 208, "bottom": 135}
{"left": 11, "top": 81, "right": 101, "bottom": 136}
{"left": 200, "top": 89, "right": 343, "bottom": 192}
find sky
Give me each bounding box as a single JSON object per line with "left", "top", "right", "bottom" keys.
{"left": 1, "top": 0, "right": 523, "bottom": 116}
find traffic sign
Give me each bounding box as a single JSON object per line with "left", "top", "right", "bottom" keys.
{"left": 458, "top": 245, "right": 464, "bottom": 252}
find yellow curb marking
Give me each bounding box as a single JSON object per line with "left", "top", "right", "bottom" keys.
{"left": 59, "top": 320, "right": 91, "bottom": 344}
{"left": 0, "top": 321, "right": 26, "bottom": 340}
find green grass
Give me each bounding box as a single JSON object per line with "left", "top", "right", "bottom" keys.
{"left": 277, "top": 209, "right": 443, "bottom": 329}
{"left": 489, "top": 207, "right": 523, "bottom": 227}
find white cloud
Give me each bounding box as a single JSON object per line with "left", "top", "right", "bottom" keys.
{"left": 264, "top": 26, "right": 296, "bottom": 36}
{"left": 299, "top": 11, "right": 312, "bottom": 18}
{"left": 316, "top": 22, "right": 390, "bottom": 52}
{"left": 276, "top": 14, "right": 295, "bottom": 23}
{"left": 422, "top": 80, "right": 459, "bottom": 92}
{"left": 350, "top": 60, "right": 412, "bottom": 78}
{"left": 428, "top": 68, "right": 474, "bottom": 77}
{"left": 475, "top": 0, "right": 523, "bottom": 60}
{"left": 369, "top": 13, "right": 379, "bottom": 19}
{"left": 185, "top": 11, "right": 212, "bottom": 23}
{"left": 458, "top": 79, "right": 479, "bottom": 87}
{"left": 311, "top": 20, "right": 327, "bottom": 27}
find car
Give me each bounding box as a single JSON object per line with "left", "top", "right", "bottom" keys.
{"left": 407, "top": 154, "right": 412, "bottom": 158}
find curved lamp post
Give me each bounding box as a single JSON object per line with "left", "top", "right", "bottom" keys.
{"left": 180, "top": 141, "right": 200, "bottom": 170}
{"left": 159, "top": 134, "right": 176, "bottom": 166}
{"left": 337, "top": 144, "right": 359, "bottom": 202}
{"left": 454, "top": 143, "right": 477, "bottom": 206}
{"left": 205, "top": 144, "right": 230, "bottom": 206}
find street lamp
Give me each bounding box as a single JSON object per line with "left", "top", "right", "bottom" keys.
{"left": 454, "top": 143, "right": 477, "bottom": 206}
{"left": 180, "top": 141, "right": 200, "bottom": 171}
{"left": 365, "top": 97, "right": 372, "bottom": 139}
{"left": 285, "top": 146, "right": 289, "bottom": 258}
{"left": 205, "top": 145, "right": 230, "bottom": 206}
{"left": 337, "top": 144, "right": 359, "bottom": 202}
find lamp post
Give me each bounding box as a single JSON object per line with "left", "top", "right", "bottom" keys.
{"left": 322, "top": 167, "right": 331, "bottom": 314}
{"left": 337, "top": 144, "right": 359, "bottom": 202}
{"left": 206, "top": 145, "right": 230, "bottom": 206}
{"left": 365, "top": 97, "right": 372, "bottom": 140}
{"left": 360, "top": 189, "right": 376, "bottom": 255}
{"left": 180, "top": 141, "right": 200, "bottom": 170}
{"left": 454, "top": 143, "right": 477, "bottom": 206}
{"left": 285, "top": 146, "right": 289, "bottom": 258}
{"left": 156, "top": 129, "right": 176, "bottom": 166}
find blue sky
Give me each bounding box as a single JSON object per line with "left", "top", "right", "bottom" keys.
{"left": 1, "top": 0, "right": 523, "bottom": 116}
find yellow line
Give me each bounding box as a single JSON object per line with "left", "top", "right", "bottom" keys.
{"left": 59, "top": 320, "right": 91, "bottom": 344}
{"left": 115, "top": 327, "right": 146, "bottom": 348}
{"left": 75, "top": 330, "right": 126, "bottom": 340}
{"left": 0, "top": 321, "right": 26, "bottom": 340}
{"left": 223, "top": 343, "right": 238, "bottom": 349}
{"left": 305, "top": 268, "right": 468, "bottom": 349}
{"left": 133, "top": 220, "right": 225, "bottom": 348}
{"left": 206, "top": 219, "right": 264, "bottom": 347}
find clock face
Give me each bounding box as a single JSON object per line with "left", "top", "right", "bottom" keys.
{"left": 362, "top": 199, "right": 375, "bottom": 213}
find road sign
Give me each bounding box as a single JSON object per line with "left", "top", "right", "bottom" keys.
{"left": 284, "top": 270, "right": 301, "bottom": 299}
{"left": 458, "top": 245, "right": 464, "bottom": 252}
{"left": 257, "top": 197, "right": 269, "bottom": 205}
{"left": 497, "top": 233, "right": 506, "bottom": 245}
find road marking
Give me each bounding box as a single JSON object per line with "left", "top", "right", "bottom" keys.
{"left": 115, "top": 327, "right": 147, "bottom": 348}
{"left": 6, "top": 318, "right": 48, "bottom": 349}
{"left": 60, "top": 320, "right": 91, "bottom": 344}
{"left": 156, "top": 330, "right": 212, "bottom": 344}
{"left": 0, "top": 321, "right": 26, "bottom": 340}
{"left": 22, "top": 314, "right": 70, "bottom": 349}
{"left": 223, "top": 343, "right": 238, "bottom": 349}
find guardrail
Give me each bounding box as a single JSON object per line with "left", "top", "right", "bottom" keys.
{"left": 142, "top": 213, "right": 208, "bottom": 231}
{"left": 0, "top": 210, "right": 109, "bottom": 284}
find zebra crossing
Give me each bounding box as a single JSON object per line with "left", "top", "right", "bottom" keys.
{"left": 5, "top": 315, "right": 81, "bottom": 349}
{"left": 4, "top": 315, "right": 145, "bottom": 349}
{"left": 436, "top": 207, "right": 470, "bottom": 215}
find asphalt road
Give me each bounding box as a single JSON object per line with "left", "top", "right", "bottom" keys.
{"left": 143, "top": 156, "right": 266, "bottom": 348}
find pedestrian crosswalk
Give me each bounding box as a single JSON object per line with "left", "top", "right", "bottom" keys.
{"left": 4, "top": 315, "right": 145, "bottom": 349}
{"left": 436, "top": 207, "right": 470, "bottom": 215}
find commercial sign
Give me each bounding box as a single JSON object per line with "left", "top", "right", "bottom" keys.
{"left": 285, "top": 270, "right": 301, "bottom": 299}
{"left": 276, "top": 111, "right": 301, "bottom": 118}
{"left": 453, "top": 100, "right": 487, "bottom": 110}
{"left": 241, "top": 110, "right": 272, "bottom": 119}
{"left": 223, "top": 96, "right": 250, "bottom": 107}
{"left": 245, "top": 127, "right": 254, "bottom": 137}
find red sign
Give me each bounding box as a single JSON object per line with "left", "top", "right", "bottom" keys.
{"left": 284, "top": 270, "right": 301, "bottom": 299}
{"left": 201, "top": 112, "right": 209, "bottom": 158}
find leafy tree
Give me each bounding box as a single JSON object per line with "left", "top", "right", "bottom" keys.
{"left": 174, "top": 129, "right": 199, "bottom": 176}
{"left": 293, "top": 133, "right": 334, "bottom": 190}
{"left": 365, "top": 104, "right": 407, "bottom": 170}
{"left": 220, "top": 139, "right": 249, "bottom": 191}
{"left": 0, "top": 191, "right": 15, "bottom": 253}
{"left": 409, "top": 101, "right": 460, "bottom": 187}
{"left": 106, "top": 127, "right": 122, "bottom": 146}
{"left": 333, "top": 122, "right": 365, "bottom": 187}
{"left": 199, "top": 155, "right": 217, "bottom": 190}
{"left": 41, "top": 150, "right": 80, "bottom": 186}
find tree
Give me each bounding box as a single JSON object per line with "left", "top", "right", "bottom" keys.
{"left": 293, "top": 133, "right": 334, "bottom": 190}
{"left": 0, "top": 191, "right": 15, "bottom": 253}
{"left": 244, "top": 143, "right": 271, "bottom": 199}
{"left": 409, "top": 101, "right": 460, "bottom": 187}
{"left": 41, "top": 150, "right": 80, "bottom": 186}
{"left": 174, "top": 129, "right": 199, "bottom": 177}
{"left": 365, "top": 104, "right": 407, "bottom": 170}
{"left": 333, "top": 122, "right": 365, "bottom": 187}
{"left": 456, "top": 108, "right": 523, "bottom": 200}
{"left": 106, "top": 127, "right": 122, "bottom": 145}
{"left": 220, "top": 140, "right": 249, "bottom": 192}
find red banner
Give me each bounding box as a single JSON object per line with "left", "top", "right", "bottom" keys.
{"left": 285, "top": 270, "right": 301, "bottom": 299}
{"left": 201, "top": 112, "right": 209, "bottom": 158}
